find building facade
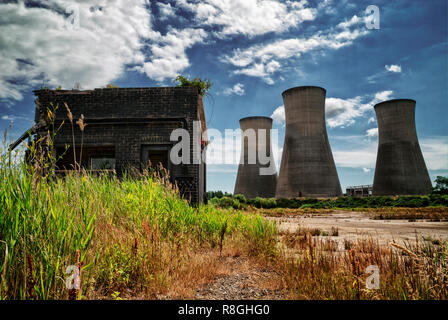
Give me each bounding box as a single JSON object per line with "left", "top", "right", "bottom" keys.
{"left": 31, "top": 87, "right": 207, "bottom": 203}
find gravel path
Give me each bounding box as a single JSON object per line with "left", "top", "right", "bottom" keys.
{"left": 194, "top": 256, "right": 285, "bottom": 300}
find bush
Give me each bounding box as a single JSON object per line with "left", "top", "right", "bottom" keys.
{"left": 210, "top": 194, "right": 448, "bottom": 209}
{"left": 233, "top": 194, "right": 247, "bottom": 203}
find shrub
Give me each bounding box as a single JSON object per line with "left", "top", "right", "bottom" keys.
{"left": 233, "top": 194, "right": 247, "bottom": 203}
{"left": 174, "top": 75, "right": 212, "bottom": 97}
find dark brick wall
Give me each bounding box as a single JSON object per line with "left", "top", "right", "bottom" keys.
{"left": 34, "top": 87, "right": 205, "bottom": 203}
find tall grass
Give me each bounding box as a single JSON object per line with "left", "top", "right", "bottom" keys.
{"left": 277, "top": 231, "right": 448, "bottom": 299}
{"left": 0, "top": 141, "right": 276, "bottom": 299}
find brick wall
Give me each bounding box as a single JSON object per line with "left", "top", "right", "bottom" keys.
{"left": 34, "top": 87, "right": 205, "bottom": 203}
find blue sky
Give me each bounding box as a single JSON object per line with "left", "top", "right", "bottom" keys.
{"left": 0, "top": 0, "right": 447, "bottom": 193}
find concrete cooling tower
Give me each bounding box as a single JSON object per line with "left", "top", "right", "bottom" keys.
{"left": 234, "top": 116, "right": 277, "bottom": 198}
{"left": 276, "top": 86, "right": 342, "bottom": 198}
{"left": 372, "top": 99, "right": 432, "bottom": 195}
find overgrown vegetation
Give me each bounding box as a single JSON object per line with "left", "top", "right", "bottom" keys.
{"left": 276, "top": 233, "right": 448, "bottom": 299}
{"left": 0, "top": 112, "right": 275, "bottom": 300}
{"left": 174, "top": 75, "right": 212, "bottom": 97}
{"left": 1, "top": 100, "right": 446, "bottom": 300}
{"left": 209, "top": 193, "right": 448, "bottom": 210}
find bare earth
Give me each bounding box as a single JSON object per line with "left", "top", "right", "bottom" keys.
{"left": 270, "top": 210, "right": 448, "bottom": 246}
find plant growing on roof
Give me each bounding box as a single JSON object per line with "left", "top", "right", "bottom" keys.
{"left": 174, "top": 75, "right": 212, "bottom": 97}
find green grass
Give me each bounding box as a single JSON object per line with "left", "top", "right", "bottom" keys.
{"left": 0, "top": 147, "right": 276, "bottom": 299}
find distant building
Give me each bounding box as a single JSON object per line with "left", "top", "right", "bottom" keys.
{"left": 12, "top": 87, "right": 208, "bottom": 203}
{"left": 345, "top": 185, "right": 373, "bottom": 197}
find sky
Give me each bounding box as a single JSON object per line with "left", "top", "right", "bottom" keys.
{"left": 0, "top": 0, "right": 447, "bottom": 193}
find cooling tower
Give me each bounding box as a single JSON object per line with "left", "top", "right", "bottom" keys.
{"left": 234, "top": 117, "right": 277, "bottom": 198}
{"left": 372, "top": 99, "right": 432, "bottom": 195}
{"left": 276, "top": 86, "right": 342, "bottom": 198}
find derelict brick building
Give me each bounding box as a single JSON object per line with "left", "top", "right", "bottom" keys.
{"left": 31, "top": 87, "right": 207, "bottom": 203}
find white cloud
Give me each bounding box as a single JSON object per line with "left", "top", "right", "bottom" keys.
{"left": 327, "top": 90, "right": 393, "bottom": 127}
{"left": 366, "top": 127, "right": 378, "bottom": 138}
{"left": 330, "top": 135, "right": 378, "bottom": 169}
{"left": 330, "top": 134, "right": 448, "bottom": 172}
{"left": 205, "top": 127, "right": 282, "bottom": 174}
{"left": 175, "top": 0, "right": 317, "bottom": 38}
{"left": 157, "top": 2, "right": 176, "bottom": 20}
{"left": 420, "top": 137, "right": 448, "bottom": 171}
{"left": 362, "top": 167, "right": 371, "bottom": 173}
{"left": 0, "top": 114, "right": 31, "bottom": 125}
{"left": 138, "top": 28, "right": 207, "bottom": 82}
{"left": 372, "top": 90, "right": 394, "bottom": 104}
{"left": 271, "top": 105, "right": 285, "bottom": 125}
{"left": 270, "top": 91, "right": 394, "bottom": 128}
{"left": 0, "top": 0, "right": 155, "bottom": 100}
{"left": 223, "top": 83, "right": 245, "bottom": 96}
{"left": 368, "top": 117, "right": 375, "bottom": 124}
{"left": 221, "top": 14, "right": 369, "bottom": 83}
{"left": 1, "top": 115, "right": 15, "bottom": 121}
{"left": 333, "top": 147, "right": 377, "bottom": 169}
{"left": 385, "top": 64, "right": 402, "bottom": 73}
{"left": 325, "top": 97, "right": 363, "bottom": 128}
{"left": 368, "top": 65, "right": 402, "bottom": 83}
{"left": 337, "top": 15, "right": 360, "bottom": 29}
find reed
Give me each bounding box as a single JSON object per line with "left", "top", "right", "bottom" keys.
{"left": 0, "top": 128, "right": 276, "bottom": 299}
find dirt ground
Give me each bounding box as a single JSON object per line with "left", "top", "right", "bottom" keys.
{"left": 268, "top": 210, "right": 448, "bottom": 246}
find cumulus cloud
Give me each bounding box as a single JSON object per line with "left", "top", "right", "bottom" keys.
{"left": 362, "top": 168, "right": 371, "bottom": 173}
{"left": 271, "top": 91, "right": 394, "bottom": 128}
{"left": 325, "top": 97, "right": 363, "bottom": 128}
{"left": 271, "top": 105, "right": 285, "bottom": 125}
{"left": 0, "top": 0, "right": 155, "bottom": 100}
{"left": 221, "top": 13, "right": 369, "bottom": 83}
{"left": 137, "top": 28, "right": 207, "bottom": 82}
{"left": 326, "top": 90, "right": 393, "bottom": 128}
{"left": 157, "top": 2, "right": 176, "bottom": 20}
{"left": 372, "top": 90, "right": 393, "bottom": 104}
{"left": 174, "top": 0, "right": 317, "bottom": 38}
{"left": 366, "top": 127, "right": 378, "bottom": 138}
{"left": 385, "top": 64, "right": 402, "bottom": 73}
{"left": 223, "top": 83, "right": 245, "bottom": 96}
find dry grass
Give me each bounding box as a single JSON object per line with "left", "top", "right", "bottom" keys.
{"left": 84, "top": 219, "right": 267, "bottom": 300}
{"left": 256, "top": 207, "right": 448, "bottom": 222}
{"left": 251, "top": 207, "right": 335, "bottom": 217}
{"left": 274, "top": 229, "right": 448, "bottom": 300}
{"left": 361, "top": 207, "right": 448, "bottom": 221}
